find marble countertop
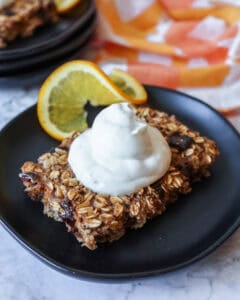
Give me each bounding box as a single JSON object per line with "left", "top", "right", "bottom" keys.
{"left": 1, "top": 82, "right": 240, "bottom": 300}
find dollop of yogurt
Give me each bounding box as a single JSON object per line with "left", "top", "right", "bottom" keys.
{"left": 0, "top": 0, "right": 14, "bottom": 9}
{"left": 68, "top": 103, "right": 171, "bottom": 196}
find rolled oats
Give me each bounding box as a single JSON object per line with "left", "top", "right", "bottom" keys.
{"left": 0, "top": 0, "right": 58, "bottom": 47}
{"left": 20, "top": 106, "right": 219, "bottom": 250}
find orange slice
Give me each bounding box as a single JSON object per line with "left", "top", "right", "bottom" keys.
{"left": 109, "top": 68, "right": 147, "bottom": 101}
{"left": 54, "top": 0, "right": 81, "bottom": 13}
{"left": 37, "top": 60, "right": 147, "bottom": 140}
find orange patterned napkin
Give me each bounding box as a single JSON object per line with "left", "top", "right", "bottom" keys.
{"left": 91, "top": 0, "right": 240, "bottom": 128}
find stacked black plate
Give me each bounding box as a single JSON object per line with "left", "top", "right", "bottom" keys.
{"left": 0, "top": 0, "right": 96, "bottom": 82}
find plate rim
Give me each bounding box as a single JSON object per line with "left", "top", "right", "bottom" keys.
{"left": 0, "top": 86, "right": 240, "bottom": 281}
{"left": 0, "top": 15, "right": 96, "bottom": 75}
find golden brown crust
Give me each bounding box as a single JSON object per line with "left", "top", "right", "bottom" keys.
{"left": 0, "top": 0, "right": 58, "bottom": 47}
{"left": 19, "top": 106, "right": 219, "bottom": 250}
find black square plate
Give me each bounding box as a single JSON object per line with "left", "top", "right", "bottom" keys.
{"left": 0, "top": 0, "right": 95, "bottom": 60}
{"left": 0, "top": 86, "right": 240, "bottom": 281}
{"left": 0, "top": 14, "right": 96, "bottom": 75}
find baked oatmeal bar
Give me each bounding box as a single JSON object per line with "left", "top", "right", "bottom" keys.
{"left": 19, "top": 106, "right": 219, "bottom": 250}
{"left": 0, "top": 0, "right": 58, "bottom": 47}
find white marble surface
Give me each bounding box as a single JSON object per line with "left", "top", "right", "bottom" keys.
{"left": 1, "top": 82, "right": 240, "bottom": 300}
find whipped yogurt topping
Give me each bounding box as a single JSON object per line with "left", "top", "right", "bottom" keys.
{"left": 68, "top": 103, "right": 171, "bottom": 196}
{"left": 0, "top": 0, "right": 14, "bottom": 9}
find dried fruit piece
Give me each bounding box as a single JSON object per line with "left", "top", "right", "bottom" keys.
{"left": 60, "top": 200, "right": 74, "bottom": 222}
{"left": 169, "top": 133, "right": 193, "bottom": 151}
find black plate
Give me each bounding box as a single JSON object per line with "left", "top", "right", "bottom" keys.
{"left": 0, "top": 0, "right": 94, "bottom": 60}
{"left": 0, "top": 86, "right": 240, "bottom": 281}
{"left": 0, "top": 14, "right": 96, "bottom": 75}
{"left": 0, "top": 41, "right": 91, "bottom": 86}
